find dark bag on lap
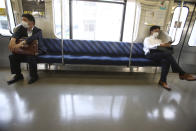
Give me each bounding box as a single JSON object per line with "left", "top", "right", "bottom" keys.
{"left": 13, "top": 39, "right": 38, "bottom": 56}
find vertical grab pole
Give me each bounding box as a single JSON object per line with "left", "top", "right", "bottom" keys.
{"left": 129, "top": 0, "right": 138, "bottom": 68}
{"left": 4, "top": 0, "right": 13, "bottom": 34}
{"left": 120, "top": 0, "right": 127, "bottom": 41}
{"left": 69, "top": 0, "right": 73, "bottom": 39}
{"left": 173, "top": 1, "right": 184, "bottom": 42}
{"left": 61, "top": 0, "right": 64, "bottom": 64}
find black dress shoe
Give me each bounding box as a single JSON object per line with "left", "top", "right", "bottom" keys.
{"left": 7, "top": 74, "right": 24, "bottom": 85}
{"left": 28, "top": 76, "right": 39, "bottom": 84}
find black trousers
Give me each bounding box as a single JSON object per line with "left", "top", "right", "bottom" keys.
{"left": 9, "top": 54, "right": 38, "bottom": 77}
{"left": 146, "top": 51, "right": 185, "bottom": 82}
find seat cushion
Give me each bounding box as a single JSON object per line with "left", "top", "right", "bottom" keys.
{"left": 42, "top": 38, "right": 69, "bottom": 54}
{"left": 63, "top": 55, "right": 159, "bottom": 66}
{"left": 131, "top": 43, "right": 145, "bottom": 58}
{"left": 64, "top": 40, "right": 131, "bottom": 57}
{"left": 63, "top": 55, "right": 129, "bottom": 65}
{"left": 40, "top": 39, "right": 159, "bottom": 66}
{"left": 42, "top": 39, "right": 145, "bottom": 57}
{"left": 37, "top": 55, "right": 62, "bottom": 63}
{"left": 37, "top": 54, "right": 160, "bottom": 66}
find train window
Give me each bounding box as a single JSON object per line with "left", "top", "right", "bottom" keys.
{"left": 53, "top": 0, "right": 70, "bottom": 39}
{"left": 72, "top": 0, "right": 123, "bottom": 41}
{"left": 169, "top": 7, "right": 189, "bottom": 45}
{"left": 53, "top": 0, "right": 140, "bottom": 41}
{"left": 0, "top": 0, "right": 15, "bottom": 36}
{"left": 123, "top": 1, "right": 140, "bottom": 42}
{"left": 0, "top": 0, "right": 9, "bottom": 35}
{"left": 188, "top": 20, "right": 196, "bottom": 46}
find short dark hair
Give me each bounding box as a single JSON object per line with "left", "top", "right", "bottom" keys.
{"left": 150, "top": 25, "right": 160, "bottom": 32}
{"left": 22, "top": 13, "right": 35, "bottom": 24}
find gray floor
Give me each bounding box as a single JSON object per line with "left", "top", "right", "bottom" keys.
{"left": 0, "top": 68, "right": 196, "bottom": 131}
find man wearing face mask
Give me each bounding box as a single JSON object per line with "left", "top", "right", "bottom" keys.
{"left": 143, "top": 25, "right": 196, "bottom": 91}
{"left": 7, "top": 14, "right": 47, "bottom": 85}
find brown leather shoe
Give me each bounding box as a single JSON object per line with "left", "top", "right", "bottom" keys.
{"left": 179, "top": 74, "right": 196, "bottom": 81}
{"left": 159, "top": 81, "right": 171, "bottom": 91}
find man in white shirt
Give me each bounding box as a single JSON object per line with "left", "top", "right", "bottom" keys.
{"left": 144, "top": 25, "right": 195, "bottom": 91}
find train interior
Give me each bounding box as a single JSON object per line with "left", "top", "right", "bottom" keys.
{"left": 0, "top": 0, "right": 196, "bottom": 131}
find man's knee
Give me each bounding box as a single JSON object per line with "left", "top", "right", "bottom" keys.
{"left": 162, "top": 52, "right": 172, "bottom": 58}
{"left": 161, "top": 59, "right": 170, "bottom": 66}
{"left": 9, "top": 54, "right": 22, "bottom": 59}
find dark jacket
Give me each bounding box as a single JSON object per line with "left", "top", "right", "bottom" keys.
{"left": 12, "top": 25, "right": 47, "bottom": 54}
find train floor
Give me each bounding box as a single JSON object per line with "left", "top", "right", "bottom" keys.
{"left": 0, "top": 68, "right": 196, "bottom": 131}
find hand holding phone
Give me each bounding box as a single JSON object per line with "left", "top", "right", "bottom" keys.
{"left": 168, "top": 41, "right": 174, "bottom": 44}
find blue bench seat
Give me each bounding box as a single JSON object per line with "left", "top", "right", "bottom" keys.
{"left": 38, "top": 55, "right": 62, "bottom": 63}
{"left": 36, "top": 38, "right": 161, "bottom": 67}
{"left": 38, "top": 55, "right": 159, "bottom": 66}
{"left": 63, "top": 55, "right": 129, "bottom": 65}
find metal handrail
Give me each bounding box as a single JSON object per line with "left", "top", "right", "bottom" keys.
{"left": 120, "top": 0, "right": 127, "bottom": 41}
{"left": 129, "top": 0, "right": 138, "bottom": 68}
{"left": 61, "top": 0, "right": 64, "bottom": 65}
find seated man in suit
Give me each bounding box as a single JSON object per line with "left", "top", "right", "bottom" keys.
{"left": 8, "top": 14, "right": 47, "bottom": 84}
{"left": 143, "top": 25, "right": 195, "bottom": 91}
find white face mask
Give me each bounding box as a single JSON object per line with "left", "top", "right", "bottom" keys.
{"left": 21, "top": 21, "right": 29, "bottom": 28}
{"left": 152, "top": 32, "right": 159, "bottom": 38}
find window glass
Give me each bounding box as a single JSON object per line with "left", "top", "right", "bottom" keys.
{"left": 123, "top": 1, "right": 140, "bottom": 42}
{"left": 53, "top": 0, "right": 70, "bottom": 39}
{"left": 188, "top": 20, "right": 196, "bottom": 46}
{"left": 72, "top": 1, "right": 123, "bottom": 41}
{"left": 169, "top": 7, "right": 189, "bottom": 45}
{"left": 0, "top": 0, "right": 15, "bottom": 35}
{"left": 53, "top": 0, "right": 139, "bottom": 41}
{"left": 0, "top": 0, "right": 9, "bottom": 35}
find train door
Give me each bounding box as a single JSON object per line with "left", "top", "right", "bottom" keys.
{"left": 169, "top": 1, "right": 196, "bottom": 73}
{"left": 178, "top": 3, "right": 196, "bottom": 73}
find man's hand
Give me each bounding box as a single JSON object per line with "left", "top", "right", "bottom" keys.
{"left": 8, "top": 38, "right": 16, "bottom": 52}
{"left": 16, "top": 42, "right": 24, "bottom": 48}
{"left": 15, "top": 41, "right": 28, "bottom": 48}
{"left": 8, "top": 38, "right": 27, "bottom": 52}
{"left": 168, "top": 41, "right": 173, "bottom": 44}
{"left": 160, "top": 43, "right": 171, "bottom": 47}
